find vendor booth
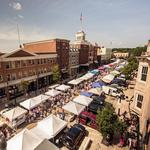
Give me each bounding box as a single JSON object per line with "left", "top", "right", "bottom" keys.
{"left": 7, "top": 129, "right": 59, "bottom": 150}
{"left": 88, "top": 88, "right": 102, "bottom": 96}
{"left": 31, "top": 115, "right": 67, "bottom": 139}
{"left": 62, "top": 101, "right": 85, "bottom": 115}
{"left": 55, "top": 84, "right": 71, "bottom": 92}
{"left": 45, "top": 89, "right": 61, "bottom": 97}
{"left": 73, "top": 95, "right": 93, "bottom": 106}
{"left": 1, "top": 106, "right": 27, "bottom": 127}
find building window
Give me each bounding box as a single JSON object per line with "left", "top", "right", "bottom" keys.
{"left": 141, "top": 66, "right": 148, "bottom": 81}
{"left": 18, "top": 72, "right": 22, "bottom": 78}
{"left": 11, "top": 73, "right": 16, "bottom": 80}
{"left": 0, "top": 75, "right": 3, "bottom": 82}
{"left": 136, "top": 94, "right": 143, "bottom": 109}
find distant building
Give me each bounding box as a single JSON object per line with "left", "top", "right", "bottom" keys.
{"left": 96, "top": 46, "right": 102, "bottom": 65}
{"left": 69, "top": 45, "right": 79, "bottom": 77}
{"left": 24, "top": 39, "right": 70, "bottom": 78}
{"left": 113, "top": 51, "right": 129, "bottom": 59}
{"left": 0, "top": 49, "right": 57, "bottom": 106}
{"left": 72, "top": 30, "right": 98, "bottom": 72}
{"left": 99, "top": 47, "right": 112, "bottom": 64}
{"left": 132, "top": 40, "right": 150, "bottom": 149}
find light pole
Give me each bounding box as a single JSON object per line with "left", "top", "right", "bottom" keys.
{"left": 36, "top": 73, "right": 39, "bottom": 95}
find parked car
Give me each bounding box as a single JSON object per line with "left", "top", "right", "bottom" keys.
{"left": 78, "top": 111, "right": 97, "bottom": 129}
{"left": 88, "top": 100, "right": 104, "bottom": 114}
{"left": 102, "top": 86, "right": 125, "bottom": 98}
{"left": 111, "top": 78, "right": 127, "bottom": 87}
{"left": 60, "top": 124, "right": 86, "bottom": 150}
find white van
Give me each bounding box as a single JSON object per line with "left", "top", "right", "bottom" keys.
{"left": 102, "top": 86, "right": 124, "bottom": 98}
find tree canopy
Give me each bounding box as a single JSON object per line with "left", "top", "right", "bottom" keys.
{"left": 96, "top": 104, "right": 117, "bottom": 137}
{"left": 51, "top": 65, "right": 61, "bottom": 83}
{"left": 96, "top": 104, "right": 127, "bottom": 138}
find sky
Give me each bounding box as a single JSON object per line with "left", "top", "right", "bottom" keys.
{"left": 0, "top": 0, "right": 150, "bottom": 52}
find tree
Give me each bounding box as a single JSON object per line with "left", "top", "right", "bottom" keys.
{"left": 51, "top": 65, "right": 61, "bottom": 83}
{"left": 0, "top": 136, "right": 7, "bottom": 150}
{"left": 96, "top": 104, "right": 118, "bottom": 137}
{"left": 115, "top": 119, "right": 128, "bottom": 136}
{"left": 20, "top": 80, "right": 29, "bottom": 95}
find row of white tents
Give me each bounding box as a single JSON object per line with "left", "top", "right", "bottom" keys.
{"left": 7, "top": 114, "right": 67, "bottom": 150}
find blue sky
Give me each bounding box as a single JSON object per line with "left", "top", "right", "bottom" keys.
{"left": 0, "top": 0, "right": 150, "bottom": 52}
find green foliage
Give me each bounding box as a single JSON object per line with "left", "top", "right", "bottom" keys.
{"left": 96, "top": 104, "right": 128, "bottom": 138}
{"left": 52, "top": 65, "right": 61, "bottom": 83}
{"left": 20, "top": 80, "right": 29, "bottom": 93}
{"left": 112, "top": 46, "right": 147, "bottom": 57}
{"left": 96, "top": 104, "right": 117, "bottom": 137}
{"left": 116, "top": 120, "right": 128, "bottom": 135}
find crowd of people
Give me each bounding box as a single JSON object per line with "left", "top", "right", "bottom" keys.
{"left": 0, "top": 60, "right": 140, "bottom": 150}
{"left": 0, "top": 124, "right": 14, "bottom": 140}
{"left": 25, "top": 75, "right": 100, "bottom": 124}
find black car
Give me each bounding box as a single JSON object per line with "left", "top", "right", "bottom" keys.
{"left": 60, "top": 124, "right": 86, "bottom": 150}
{"left": 88, "top": 96, "right": 105, "bottom": 114}
{"left": 88, "top": 101, "right": 104, "bottom": 114}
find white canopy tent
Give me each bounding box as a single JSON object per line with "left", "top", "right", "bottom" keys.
{"left": 80, "top": 72, "right": 94, "bottom": 80}
{"left": 31, "top": 115, "right": 67, "bottom": 139}
{"left": 55, "top": 84, "right": 71, "bottom": 91}
{"left": 48, "top": 84, "right": 60, "bottom": 89}
{"left": 20, "top": 97, "right": 45, "bottom": 110}
{"left": 62, "top": 101, "right": 85, "bottom": 115}
{"left": 32, "top": 94, "right": 49, "bottom": 103}
{"left": 7, "top": 129, "right": 59, "bottom": 150}
{"left": 7, "top": 129, "right": 43, "bottom": 150}
{"left": 102, "top": 74, "right": 115, "bottom": 83}
{"left": 68, "top": 78, "right": 84, "bottom": 85}
{"left": 35, "top": 139, "right": 59, "bottom": 150}
{"left": 45, "top": 89, "right": 61, "bottom": 97}
{"left": 110, "top": 70, "right": 120, "bottom": 76}
{"left": 88, "top": 88, "right": 102, "bottom": 95}
{"left": 73, "top": 95, "right": 93, "bottom": 106}
{"left": 2, "top": 106, "right": 27, "bottom": 127}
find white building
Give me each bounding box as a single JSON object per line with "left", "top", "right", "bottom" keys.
{"left": 99, "top": 47, "right": 112, "bottom": 62}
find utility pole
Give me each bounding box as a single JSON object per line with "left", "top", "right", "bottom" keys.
{"left": 17, "top": 24, "right": 21, "bottom": 48}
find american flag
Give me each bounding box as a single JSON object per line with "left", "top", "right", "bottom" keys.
{"left": 80, "top": 13, "right": 82, "bottom": 22}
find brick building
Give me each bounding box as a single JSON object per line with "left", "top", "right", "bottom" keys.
{"left": 69, "top": 45, "right": 79, "bottom": 77}
{"left": 0, "top": 49, "right": 57, "bottom": 106}
{"left": 24, "top": 39, "right": 70, "bottom": 78}
{"left": 72, "top": 30, "right": 98, "bottom": 72}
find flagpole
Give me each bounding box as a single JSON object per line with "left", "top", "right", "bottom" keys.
{"left": 80, "top": 13, "right": 83, "bottom": 31}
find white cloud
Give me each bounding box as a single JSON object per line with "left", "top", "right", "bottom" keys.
{"left": 17, "top": 14, "right": 24, "bottom": 19}
{"left": 9, "top": 2, "right": 22, "bottom": 11}
{"left": 0, "top": 24, "right": 52, "bottom": 51}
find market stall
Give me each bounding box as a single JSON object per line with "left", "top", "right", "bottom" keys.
{"left": 80, "top": 91, "right": 93, "bottom": 97}
{"left": 7, "top": 128, "right": 60, "bottom": 150}
{"left": 31, "top": 115, "right": 67, "bottom": 139}
{"left": 55, "top": 84, "right": 71, "bottom": 92}
{"left": 102, "top": 74, "right": 115, "bottom": 83}
{"left": 1, "top": 106, "right": 27, "bottom": 128}
{"left": 73, "top": 95, "right": 93, "bottom": 106}
{"left": 68, "top": 78, "right": 84, "bottom": 85}
{"left": 88, "top": 88, "right": 102, "bottom": 95}
{"left": 62, "top": 101, "right": 85, "bottom": 115}
{"left": 45, "top": 89, "right": 61, "bottom": 97}
{"left": 92, "top": 81, "right": 105, "bottom": 88}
